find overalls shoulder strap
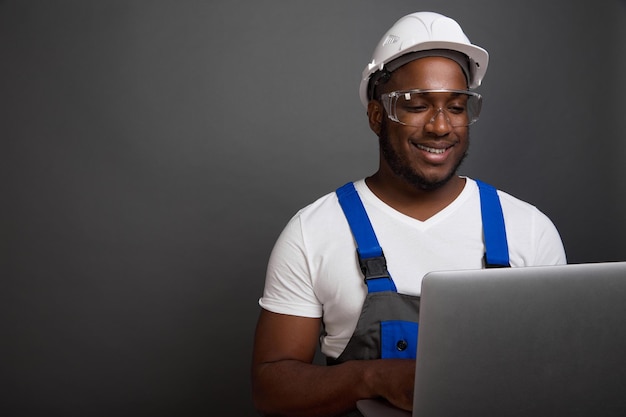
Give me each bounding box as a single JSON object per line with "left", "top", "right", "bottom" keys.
{"left": 336, "top": 182, "right": 397, "bottom": 293}
{"left": 475, "top": 179, "right": 511, "bottom": 268}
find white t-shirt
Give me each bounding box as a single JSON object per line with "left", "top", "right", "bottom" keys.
{"left": 259, "top": 178, "right": 567, "bottom": 358}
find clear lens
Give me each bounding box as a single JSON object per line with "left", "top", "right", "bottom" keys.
{"left": 380, "top": 89, "right": 482, "bottom": 128}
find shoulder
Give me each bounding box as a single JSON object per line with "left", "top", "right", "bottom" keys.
{"left": 270, "top": 181, "right": 361, "bottom": 265}
{"left": 288, "top": 180, "right": 367, "bottom": 232}
{"left": 494, "top": 186, "right": 553, "bottom": 226}
{"left": 261, "top": 181, "right": 366, "bottom": 319}
{"left": 469, "top": 178, "right": 566, "bottom": 265}
{"left": 468, "top": 178, "right": 548, "bottom": 219}
{"left": 294, "top": 186, "right": 343, "bottom": 221}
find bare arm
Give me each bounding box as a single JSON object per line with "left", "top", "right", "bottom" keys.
{"left": 251, "top": 309, "right": 415, "bottom": 417}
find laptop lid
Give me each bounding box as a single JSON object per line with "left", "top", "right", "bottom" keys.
{"left": 413, "top": 261, "right": 626, "bottom": 417}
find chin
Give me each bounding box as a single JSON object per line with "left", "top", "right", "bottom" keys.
{"left": 403, "top": 165, "right": 461, "bottom": 191}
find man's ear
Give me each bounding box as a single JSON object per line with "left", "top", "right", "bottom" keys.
{"left": 367, "top": 100, "right": 383, "bottom": 136}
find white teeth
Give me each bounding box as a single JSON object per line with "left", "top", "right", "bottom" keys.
{"left": 416, "top": 144, "right": 446, "bottom": 154}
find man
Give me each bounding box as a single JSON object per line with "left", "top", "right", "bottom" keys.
{"left": 252, "top": 11, "right": 566, "bottom": 417}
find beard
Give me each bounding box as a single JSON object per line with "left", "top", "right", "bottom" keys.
{"left": 378, "top": 118, "right": 469, "bottom": 191}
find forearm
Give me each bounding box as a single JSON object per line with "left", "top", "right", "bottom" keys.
{"left": 252, "top": 358, "right": 414, "bottom": 417}
{"left": 252, "top": 358, "right": 374, "bottom": 417}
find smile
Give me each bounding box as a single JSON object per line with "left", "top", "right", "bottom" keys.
{"left": 416, "top": 144, "right": 450, "bottom": 154}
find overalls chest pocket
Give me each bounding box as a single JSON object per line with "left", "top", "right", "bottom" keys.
{"left": 381, "top": 319, "right": 419, "bottom": 359}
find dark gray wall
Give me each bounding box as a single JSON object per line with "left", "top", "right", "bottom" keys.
{"left": 2, "top": 1, "right": 625, "bottom": 416}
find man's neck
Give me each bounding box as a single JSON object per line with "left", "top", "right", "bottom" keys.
{"left": 365, "top": 173, "right": 466, "bottom": 221}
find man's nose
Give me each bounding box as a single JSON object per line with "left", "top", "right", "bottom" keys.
{"left": 425, "top": 108, "right": 453, "bottom": 133}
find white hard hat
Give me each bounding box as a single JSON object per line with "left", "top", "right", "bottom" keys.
{"left": 359, "top": 11, "right": 489, "bottom": 108}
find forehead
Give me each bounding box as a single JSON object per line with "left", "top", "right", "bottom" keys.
{"left": 386, "top": 56, "right": 468, "bottom": 91}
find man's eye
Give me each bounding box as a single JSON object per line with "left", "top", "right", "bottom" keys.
{"left": 447, "top": 105, "right": 466, "bottom": 114}
{"left": 402, "top": 104, "right": 429, "bottom": 113}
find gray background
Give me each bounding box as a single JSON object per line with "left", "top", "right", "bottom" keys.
{"left": 2, "top": 1, "right": 625, "bottom": 416}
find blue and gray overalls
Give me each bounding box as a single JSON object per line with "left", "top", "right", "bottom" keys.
{"left": 328, "top": 180, "right": 510, "bottom": 415}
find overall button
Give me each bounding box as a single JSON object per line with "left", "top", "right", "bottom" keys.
{"left": 396, "top": 339, "right": 408, "bottom": 351}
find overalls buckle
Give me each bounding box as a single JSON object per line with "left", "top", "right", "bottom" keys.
{"left": 358, "top": 252, "right": 390, "bottom": 281}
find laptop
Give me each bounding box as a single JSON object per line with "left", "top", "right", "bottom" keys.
{"left": 357, "top": 261, "right": 626, "bottom": 417}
